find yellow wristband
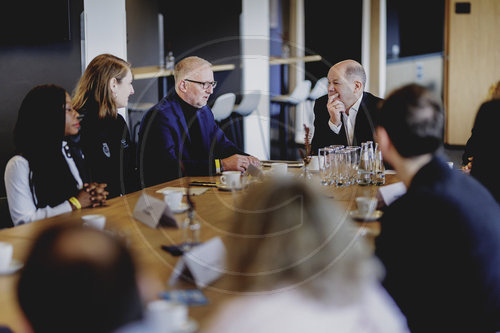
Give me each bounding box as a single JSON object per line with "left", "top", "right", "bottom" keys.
{"left": 69, "top": 197, "right": 81, "bottom": 210}
{"left": 215, "top": 159, "right": 221, "bottom": 174}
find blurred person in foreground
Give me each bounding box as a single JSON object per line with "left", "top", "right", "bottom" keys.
{"left": 375, "top": 83, "right": 500, "bottom": 332}
{"left": 17, "top": 224, "right": 152, "bottom": 333}
{"left": 461, "top": 80, "right": 500, "bottom": 203}
{"left": 205, "top": 178, "right": 409, "bottom": 333}
{"left": 311, "top": 59, "right": 382, "bottom": 153}
{"left": 137, "top": 56, "right": 260, "bottom": 186}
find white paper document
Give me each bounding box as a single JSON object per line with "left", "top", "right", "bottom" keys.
{"left": 155, "top": 187, "right": 208, "bottom": 196}
{"left": 169, "top": 237, "right": 226, "bottom": 289}
{"left": 378, "top": 181, "right": 407, "bottom": 207}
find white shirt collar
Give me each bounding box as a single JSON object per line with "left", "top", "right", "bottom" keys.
{"left": 350, "top": 94, "right": 363, "bottom": 114}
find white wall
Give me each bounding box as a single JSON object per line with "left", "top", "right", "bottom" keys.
{"left": 83, "top": 0, "right": 128, "bottom": 120}
{"left": 386, "top": 54, "right": 443, "bottom": 98}
{"left": 83, "top": 0, "right": 127, "bottom": 67}
{"left": 240, "top": 0, "right": 270, "bottom": 159}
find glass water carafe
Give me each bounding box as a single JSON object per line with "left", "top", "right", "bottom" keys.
{"left": 358, "top": 142, "right": 373, "bottom": 185}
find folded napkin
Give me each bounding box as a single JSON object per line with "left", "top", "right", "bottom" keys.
{"left": 155, "top": 187, "right": 208, "bottom": 196}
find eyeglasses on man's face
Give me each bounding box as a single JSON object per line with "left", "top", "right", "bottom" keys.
{"left": 185, "top": 79, "right": 217, "bottom": 89}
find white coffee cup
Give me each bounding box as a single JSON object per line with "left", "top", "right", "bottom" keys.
{"left": 146, "top": 300, "right": 188, "bottom": 332}
{"left": 270, "top": 162, "right": 287, "bottom": 175}
{"left": 220, "top": 171, "right": 241, "bottom": 187}
{"left": 308, "top": 156, "right": 319, "bottom": 171}
{"left": 82, "top": 214, "right": 106, "bottom": 230}
{"left": 163, "top": 190, "right": 183, "bottom": 209}
{"left": 355, "top": 197, "right": 377, "bottom": 216}
{"left": 0, "top": 242, "right": 13, "bottom": 270}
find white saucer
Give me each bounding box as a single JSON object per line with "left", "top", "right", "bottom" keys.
{"left": 384, "top": 169, "right": 397, "bottom": 175}
{"left": 216, "top": 184, "right": 243, "bottom": 191}
{"left": 174, "top": 318, "right": 198, "bottom": 333}
{"left": 349, "top": 210, "right": 383, "bottom": 222}
{"left": 171, "top": 203, "right": 189, "bottom": 214}
{"left": 0, "top": 259, "right": 23, "bottom": 275}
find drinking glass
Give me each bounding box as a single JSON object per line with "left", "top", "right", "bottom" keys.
{"left": 328, "top": 144, "right": 345, "bottom": 151}
{"left": 333, "top": 149, "right": 351, "bottom": 186}
{"left": 318, "top": 148, "right": 332, "bottom": 185}
{"left": 346, "top": 146, "right": 361, "bottom": 185}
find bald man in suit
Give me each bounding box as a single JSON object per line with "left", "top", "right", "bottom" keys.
{"left": 311, "top": 60, "right": 382, "bottom": 153}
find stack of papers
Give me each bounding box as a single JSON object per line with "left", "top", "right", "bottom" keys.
{"left": 155, "top": 187, "right": 209, "bottom": 196}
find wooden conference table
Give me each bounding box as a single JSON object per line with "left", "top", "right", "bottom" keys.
{"left": 0, "top": 170, "right": 398, "bottom": 332}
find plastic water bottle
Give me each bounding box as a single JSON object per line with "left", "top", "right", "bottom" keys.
{"left": 182, "top": 210, "right": 200, "bottom": 251}
{"left": 358, "top": 142, "right": 372, "bottom": 186}
{"left": 165, "top": 51, "right": 175, "bottom": 70}
{"left": 372, "top": 143, "right": 386, "bottom": 185}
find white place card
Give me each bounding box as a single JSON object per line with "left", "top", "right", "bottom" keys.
{"left": 155, "top": 187, "right": 208, "bottom": 196}
{"left": 133, "top": 193, "right": 178, "bottom": 228}
{"left": 377, "top": 181, "right": 407, "bottom": 207}
{"left": 169, "top": 237, "right": 226, "bottom": 289}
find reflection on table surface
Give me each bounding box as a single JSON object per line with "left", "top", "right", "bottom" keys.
{"left": 0, "top": 169, "right": 398, "bottom": 332}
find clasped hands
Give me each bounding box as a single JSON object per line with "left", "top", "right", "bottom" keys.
{"left": 222, "top": 154, "right": 261, "bottom": 173}
{"left": 76, "top": 182, "right": 109, "bottom": 208}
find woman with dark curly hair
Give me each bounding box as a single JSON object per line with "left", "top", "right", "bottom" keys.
{"left": 4, "top": 84, "right": 107, "bottom": 226}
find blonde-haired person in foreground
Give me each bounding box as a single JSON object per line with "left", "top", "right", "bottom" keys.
{"left": 205, "top": 178, "right": 409, "bottom": 333}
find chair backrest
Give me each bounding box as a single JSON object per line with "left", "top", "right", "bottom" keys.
{"left": 233, "top": 90, "right": 262, "bottom": 116}
{"left": 128, "top": 103, "right": 154, "bottom": 144}
{"left": 0, "top": 197, "right": 13, "bottom": 229}
{"left": 211, "top": 93, "right": 236, "bottom": 122}
{"left": 289, "top": 80, "right": 312, "bottom": 103}
{"left": 309, "top": 77, "right": 328, "bottom": 100}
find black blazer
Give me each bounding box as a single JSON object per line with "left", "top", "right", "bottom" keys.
{"left": 463, "top": 99, "right": 500, "bottom": 203}
{"left": 311, "top": 91, "right": 382, "bottom": 153}
{"left": 79, "top": 109, "right": 139, "bottom": 199}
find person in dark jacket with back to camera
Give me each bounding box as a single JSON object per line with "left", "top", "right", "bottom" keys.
{"left": 73, "top": 54, "right": 139, "bottom": 198}
{"left": 375, "top": 83, "right": 500, "bottom": 332}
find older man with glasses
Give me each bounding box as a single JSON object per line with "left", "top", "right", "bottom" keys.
{"left": 137, "top": 56, "right": 260, "bottom": 186}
